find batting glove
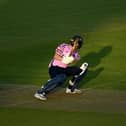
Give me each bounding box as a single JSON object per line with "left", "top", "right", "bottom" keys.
{"left": 62, "top": 56, "right": 74, "bottom": 64}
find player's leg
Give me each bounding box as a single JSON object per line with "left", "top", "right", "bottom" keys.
{"left": 38, "top": 74, "right": 66, "bottom": 93}
{"left": 34, "top": 74, "right": 67, "bottom": 100}
{"left": 66, "top": 62, "right": 88, "bottom": 94}
{"left": 34, "top": 66, "right": 67, "bottom": 100}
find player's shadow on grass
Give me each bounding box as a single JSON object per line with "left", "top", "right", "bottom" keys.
{"left": 79, "top": 45, "right": 112, "bottom": 87}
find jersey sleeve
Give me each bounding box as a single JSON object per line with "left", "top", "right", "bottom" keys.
{"left": 73, "top": 52, "right": 80, "bottom": 61}
{"left": 55, "top": 43, "right": 71, "bottom": 57}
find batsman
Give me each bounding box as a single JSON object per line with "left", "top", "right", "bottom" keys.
{"left": 34, "top": 35, "right": 88, "bottom": 100}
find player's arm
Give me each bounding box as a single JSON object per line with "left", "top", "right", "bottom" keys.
{"left": 54, "top": 52, "right": 74, "bottom": 64}
{"left": 53, "top": 44, "right": 75, "bottom": 64}
{"left": 53, "top": 53, "right": 62, "bottom": 61}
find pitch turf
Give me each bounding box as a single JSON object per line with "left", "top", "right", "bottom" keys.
{"left": 0, "top": 0, "right": 126, "bottom": 125}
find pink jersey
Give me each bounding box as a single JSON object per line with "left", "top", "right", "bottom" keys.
{"left": 49, "top": 43, "right": 80, "bottom": 68}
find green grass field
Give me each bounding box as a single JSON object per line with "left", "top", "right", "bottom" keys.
{"left": 0, "top": 0, "right": 126, "bottom": 125}
{"left": 0, "top": 108, "right": 126, "bottom": 126}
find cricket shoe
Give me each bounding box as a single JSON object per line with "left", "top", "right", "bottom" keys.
{"left": 34, "top": 92, "right": 47, "bottom": 101}
{"left": 65, "top": 88, "right": 82, "bottom": 94}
